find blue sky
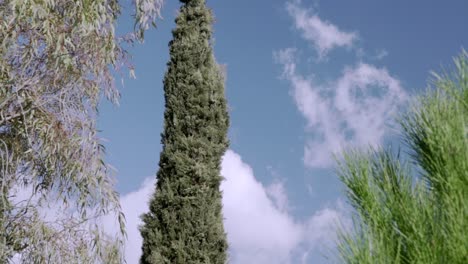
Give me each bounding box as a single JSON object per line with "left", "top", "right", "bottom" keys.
{"left": 99, "top": 0, "right": 468, "bottom": 263}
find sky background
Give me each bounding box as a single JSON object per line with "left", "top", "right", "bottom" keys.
{"left": 98, "top": 0, "right": 468, "bottom": 263}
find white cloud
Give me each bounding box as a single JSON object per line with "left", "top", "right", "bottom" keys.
{"left": 375, "top": 49, "right": 389, "bottom": 60}
{"left": 222, "top": 150, "right": 302, "bottom": 263}
{"left": 286, "top": 1, "right": 357, "bottom": 57}
{"left": 266, "top": 180, "right": 290, "bottom": 213}
{"left": 304, "top": 201, "right": 348, "bottom": 248}
{"left": 106, "top": 150, "right": 346, "bottom": 263}
{"left": 300, "top": 202, "right": 350, "bottom": 263}
{"left": 275, "top": 48, "right": 407, "bottom": 168}
{"left": 107, "top": 177, "right": 156, "bottom": 264}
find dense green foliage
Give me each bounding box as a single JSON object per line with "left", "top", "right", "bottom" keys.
{"left": 139, "top": 0, "right": 229, "bottom": 263}
{"left": 0, "top": 0, "right": 162, "bottom": 262}
{"left": 336, "top": 51, "right": 468, "bottom": 263}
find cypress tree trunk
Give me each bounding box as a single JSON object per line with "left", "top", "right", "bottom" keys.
{"left": 139, "top": 0, "right": 229, "bottom": 263}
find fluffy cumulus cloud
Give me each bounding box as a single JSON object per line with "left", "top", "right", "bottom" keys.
{"left": 103, "top": 177, "right": 157, "bottom": 264}
{"left": 221, "top": 150, "right": 302, "bottom": 263}
{"left": 275, "top": 48, "right": 407, "bottom": 168}
{"left": 106, "top": 150, "right": 346, "bottom": 263}
{"left": 286, "top": 0, "right": 357, "bottom": 57}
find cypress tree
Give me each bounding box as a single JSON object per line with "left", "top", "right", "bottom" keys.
{"left": 139, "top": 0, "right": 229, "bottom": 263}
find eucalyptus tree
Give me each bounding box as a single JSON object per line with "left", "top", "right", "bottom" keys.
{"left": 0, "top": 0, "right": 163, "bottom": 262}
{"left": 336, "top": 51, "right": 468, "bottom": 263}
{"left": 139, "top": 0, "right": 229, "bottom": 263}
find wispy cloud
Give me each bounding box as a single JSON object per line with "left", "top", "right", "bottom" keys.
{"left": 275, "top": 48, "right": 407, "bottom": 168}
{"left": 266, "top": 179, "right": 290, "bottom": 213}
{"left": 105, "top": 150, "right": 347, "bottom": 263}
{"left": 286, "top": 1, "right": 357, "bottom": 58}
{"left": 374, "top": 49, "right": 389, "bottom": 60}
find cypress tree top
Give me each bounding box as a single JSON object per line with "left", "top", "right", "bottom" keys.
{"left": 139, "top": 0, "right": 229, "bottom": 263}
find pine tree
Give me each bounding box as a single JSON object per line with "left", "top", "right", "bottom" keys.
{"left": 139, "top": 0, "right": 229, "bottom": 263}
{"left": 335, "top": 51, "right": 468, "bottom": 263}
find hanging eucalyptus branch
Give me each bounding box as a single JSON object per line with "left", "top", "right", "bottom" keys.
{"left": 0, "top": 0, "right": 163, "bottom": 262}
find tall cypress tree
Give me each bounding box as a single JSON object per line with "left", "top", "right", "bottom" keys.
{"left": 139, "top": 0, "right": 229, "bottom": 263}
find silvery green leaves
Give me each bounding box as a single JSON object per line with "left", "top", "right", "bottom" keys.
{"left": 0, "top": 0, "right": 162, "bottom": 263}
{"left": 134, "top": 0, "right": 164, "bottom": 41}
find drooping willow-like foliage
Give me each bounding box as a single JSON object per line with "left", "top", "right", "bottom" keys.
{"left": 0, "top": 0, "right": 163, "bottom": 262}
